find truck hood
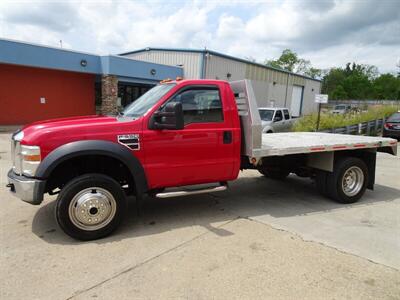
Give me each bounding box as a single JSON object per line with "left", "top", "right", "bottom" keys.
{"left": 19, "top": 115, "right": 141, "bottom": 153}
{"left": 22, "top": 115, "right": 116, "bottom": 131}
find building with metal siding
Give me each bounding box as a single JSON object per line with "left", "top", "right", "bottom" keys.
{"left": 125, "top": 49, "right": 202, "bottom": 79}
{"left": 0, "top": 39, "right": 183, "bottom": 124}
{"left": 121, "top": 47, "right": 321, "bottom": 116}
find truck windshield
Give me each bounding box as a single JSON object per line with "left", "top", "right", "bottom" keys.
{"left": 122, "top": 83, "right": 176, "bottom": 118}
{"left": 259, "top": 109, "right": 274, "bottom": 121}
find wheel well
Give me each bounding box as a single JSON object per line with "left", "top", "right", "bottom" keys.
{"left": 45, "top": 155, "right": 136, "bottom": 196}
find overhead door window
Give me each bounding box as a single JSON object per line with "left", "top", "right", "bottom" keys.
{"left": 166, "top": 87, "right": 223, "bottom": 125}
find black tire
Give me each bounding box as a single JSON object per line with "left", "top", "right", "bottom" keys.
{"left": 326, "top": 157, "right": 368, "bottom": 204}
{"left": 259, "top": 168, "right": 290, "bottom": 180}
{"left": 56, "top": 173, "right": 127, "bottom": 240}
{"left": 315, "top": 170, "right": 329, "bottom": 197}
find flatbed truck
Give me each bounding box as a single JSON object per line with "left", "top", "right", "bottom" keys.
{"left": 7, "top": 79, "right": 397, "bottom": 240}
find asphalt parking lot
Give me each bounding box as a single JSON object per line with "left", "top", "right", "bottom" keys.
{"left": 0, "top": 132, "right": 399, "bottom": 299}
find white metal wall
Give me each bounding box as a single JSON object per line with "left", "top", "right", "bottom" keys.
{"left": 302, "top": 79, "right": 321, "bottom": 115}
{"left": 204, "top": 54, "right": 246, "bottom": 81}
{"left": 123, "top": 51, "right": 202, "bottom": 79}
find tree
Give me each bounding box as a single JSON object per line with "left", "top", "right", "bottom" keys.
{"left": 373, "top": 74, "right": 400, "bottom": 100}
{"left": 322, "top": 63, "right": 381, "bottom": 100}
{"left": 265, "top": 49, "right": 321, "bottom": 78}
{"left": 321, "top": 68, "right": 347, "bottom": 95}
{"left": 305, "top": 67, "right": 322, "bottom": 79}
{"left": 331, "top": 85, "right": 348, "bottom": 100}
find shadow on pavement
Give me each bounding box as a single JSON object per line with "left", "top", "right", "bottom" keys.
{"left": 31, "top": 172, "right": 400, "bottom": 245}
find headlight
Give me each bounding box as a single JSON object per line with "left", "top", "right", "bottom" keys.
{"left": 14, "top": 130, "right": 24, "bottom": 141}
{"left": 20, "top": 145, "right": 41, "bottom": 176}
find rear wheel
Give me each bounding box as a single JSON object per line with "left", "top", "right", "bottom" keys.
{"left": 55, "top": 173, "right": 127, "bottom": 240}
{"left": 326, "top": 157, "right": 368, "bottom": 204}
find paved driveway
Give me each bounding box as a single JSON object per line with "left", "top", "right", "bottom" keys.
{"left": 0, "top": 133, "right": 399, "bottom": 299}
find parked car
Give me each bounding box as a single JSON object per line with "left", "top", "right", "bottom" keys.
{"left": 383, "top": 112, "right": 400, "bottom": 140}
{"left": 258, "top": 107, "right": 294, "bottom": 133}
{"left": 331, "top": 104, "right": 351, "bottom": 115}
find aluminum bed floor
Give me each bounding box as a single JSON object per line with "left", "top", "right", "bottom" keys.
{"left": 260, "top": 132, "right": 397, "bottom": 157}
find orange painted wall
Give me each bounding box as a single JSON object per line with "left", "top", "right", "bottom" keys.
{"left": 0, "top": 64, "right": 96, "bottom": 125}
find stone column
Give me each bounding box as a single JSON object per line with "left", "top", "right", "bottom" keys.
{"left": 101, "top": 75, "right": 118, "bottom": 115}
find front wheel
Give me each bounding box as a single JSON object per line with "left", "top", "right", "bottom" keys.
{"left": 55, "top": 174, "right": 127, "bottom": 240}
{"left": 326, "top": 157, "right": 368, "bottom": 204}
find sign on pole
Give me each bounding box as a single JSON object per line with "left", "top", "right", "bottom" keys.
{"left": 315, "top": 94, "right": 328, "bottom": 131}
{"left": 315, "top": 94, "right": 328, "bottom": 104}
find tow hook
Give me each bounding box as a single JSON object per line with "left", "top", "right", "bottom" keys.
{"left": 6, "top": 183, "right": 15, "bottom": 192}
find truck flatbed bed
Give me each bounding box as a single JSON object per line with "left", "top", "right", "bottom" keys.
{"left": 229, "top": 80, "right": 398, "bottom": 159}
{"left": 260, "top": 132, "right": 397, "bottom": 157}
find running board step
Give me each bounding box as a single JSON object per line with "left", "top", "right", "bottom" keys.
{"left": 156, "top": 183, "right": 228, "bottom": 199}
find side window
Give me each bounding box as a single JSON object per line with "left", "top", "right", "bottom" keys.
{"left": 167, "top": 87, "right": 223, "bottom": 125}
{"left": 274, "top": 110, "right": 283, "bottom": 121}
{"left": 283, "top": 109, "right": 290, "bottom": 120}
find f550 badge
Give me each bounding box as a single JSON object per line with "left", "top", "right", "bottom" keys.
{"left": 118, "top": 134, "right": 140, "bottom": 150}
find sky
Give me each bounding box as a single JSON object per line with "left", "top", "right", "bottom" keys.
{"left": 0, "top": 0, "right": 399, "bottom": 73}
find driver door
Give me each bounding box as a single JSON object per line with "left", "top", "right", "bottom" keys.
{"left": 143, "top": 84, "right": 235, "bottom": 189}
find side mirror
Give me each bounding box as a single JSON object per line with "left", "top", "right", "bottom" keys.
{"left": 149, "top": 102, "right": 184, "bottom": 130}
{"left": 274, "top": 116, "right": 282, "bottom": 122}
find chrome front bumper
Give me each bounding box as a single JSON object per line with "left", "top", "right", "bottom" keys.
{"left": 7, "top": 169, "right": 46, "bottom": 205}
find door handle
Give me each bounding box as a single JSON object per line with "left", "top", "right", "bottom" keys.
{"left": 223, "top": 131, "right": 232, "bottom": 144}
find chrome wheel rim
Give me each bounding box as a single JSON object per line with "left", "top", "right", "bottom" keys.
{"left": 342, "top": 166, "right": 364, "bottom": 197}
{"left": 68, "top": 187, "right": 116, "bottom": 231}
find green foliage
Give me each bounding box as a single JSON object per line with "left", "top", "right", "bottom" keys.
{"left": 293, "top": 106, "right": 399, "bottom": 132}
{"left": 372, "top": 74, "right": 400, "bottom": 100}
{"left": 322, "top": 62, "right": 400, "bottom": 100}
{"left": 265, "top": 49, "right": 321, "bottom": 78}
{"left": 304, "top": 67, "right": 322, "bottom": 79}
{"left": 331, "top": 85, "right": 348, "bottom": 100}
{"left": 267, "top": 49, "right": 400, "bottom": 100}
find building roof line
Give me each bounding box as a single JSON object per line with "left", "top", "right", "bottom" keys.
{"left": 0, "top": 37, "right": 102, "bottom": 57}
{"left": 0, "top": 39, "right": 183, "bottom": 80}
{"left": 119, "top": 47, "right": 322, "bottom": 82}
{"left": 105, "top": 54, "right": 184, "bottom": 69}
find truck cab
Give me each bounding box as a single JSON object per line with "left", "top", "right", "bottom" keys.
{"left": 7, "top": 79, "right": 241, "bottom": 240}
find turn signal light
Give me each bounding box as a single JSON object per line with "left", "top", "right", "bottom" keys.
{"left": 23, "top": 154, "right": 41, "bottom": 162}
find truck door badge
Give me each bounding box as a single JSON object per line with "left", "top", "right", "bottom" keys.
{"left": 118, "top": 134, "right": 140, "bottom": 150}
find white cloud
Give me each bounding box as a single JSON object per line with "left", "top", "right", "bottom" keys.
{"left": 0, "top": 0, "right": 399, "bottom": 73}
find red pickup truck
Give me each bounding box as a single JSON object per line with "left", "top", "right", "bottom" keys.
{"left": 7, "top": 79, "right": 397, "bottom": 240}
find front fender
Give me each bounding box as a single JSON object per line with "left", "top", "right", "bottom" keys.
{"left": 35, "top": 140, "right": 148, "bottom": 195}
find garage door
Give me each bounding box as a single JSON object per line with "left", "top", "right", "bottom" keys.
{"left": 290, "top": 85, "right": 304, "bottom": 117}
